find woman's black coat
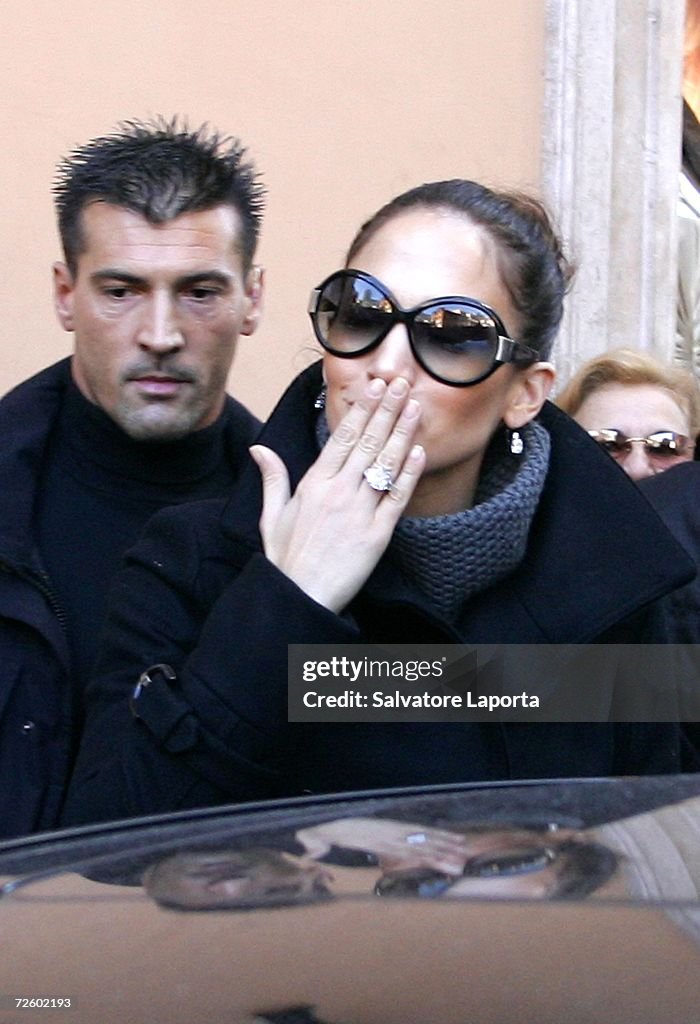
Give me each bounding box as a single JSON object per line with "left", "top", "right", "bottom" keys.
{"left": 63, "top": 364, "right": 696, "bottom": 827}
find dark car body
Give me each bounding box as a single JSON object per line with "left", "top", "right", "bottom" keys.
{"left": 2, "top": 776, "right": 700, "bottom": 1023}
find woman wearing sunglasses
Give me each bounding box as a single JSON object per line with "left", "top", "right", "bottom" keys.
{"left": 556, "top": 348, "right": 700, "bottom": 481}
{"left": 64, "top": 181, "right": 694, "bottom": 828}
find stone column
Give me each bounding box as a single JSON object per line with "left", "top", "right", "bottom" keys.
{"left": 542, "top": 0, "right": 685, "bottom": 386}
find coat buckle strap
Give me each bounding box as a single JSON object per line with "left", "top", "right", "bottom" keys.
{"left": 130, "top": 663, "right": 177, "bottom": 719}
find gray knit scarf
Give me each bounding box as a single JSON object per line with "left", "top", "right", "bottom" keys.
{"left": 315, "top": 414, "right": 551, "bottom": 623}
{"left": 390, "top": 421, "right": 550, "bottom": 620}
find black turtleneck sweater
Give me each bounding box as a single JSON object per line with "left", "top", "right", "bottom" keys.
{"left": 36, "top": 380, "right": 259, "bottom": 689}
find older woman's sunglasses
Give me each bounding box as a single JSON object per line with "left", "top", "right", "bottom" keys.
{"left": 588, "top": 429, "right": 691, "bottom": 459}
{"left": 308, "top": 269, "right": 539, "bottom": 387}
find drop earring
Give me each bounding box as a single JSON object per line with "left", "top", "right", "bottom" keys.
{"left": 509, "top": 429, "right": 524, "bottom": 456}
{"left": 314, "top": 384, "right": 327, "bottom": 410}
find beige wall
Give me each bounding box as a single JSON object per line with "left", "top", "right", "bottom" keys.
{"left": 1, "top": 0, "right": 545, "bottom": 419}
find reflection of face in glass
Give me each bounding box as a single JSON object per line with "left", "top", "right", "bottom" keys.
{"left": 375, "top": 827, "right": 619, "bottom": 902}
{"left": 144, "top": 849, "right": 333, "bottom": 911}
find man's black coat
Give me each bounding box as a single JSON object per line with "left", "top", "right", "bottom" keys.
{"left": 0, "top": 359, "right": 259, "bottom": 836}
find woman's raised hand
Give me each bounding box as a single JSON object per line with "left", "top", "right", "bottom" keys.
{"left": 250, "top": 377, "right": 425, "bottom": 612}
{"left": 295, "top": 817, "right": 468, "bottom": 875}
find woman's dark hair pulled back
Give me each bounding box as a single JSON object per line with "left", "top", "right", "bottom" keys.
{"left": 345, "top": 179, "right": 573, "bottom": 359}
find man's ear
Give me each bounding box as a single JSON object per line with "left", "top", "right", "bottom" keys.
{"left": 240, "top": 264, "right": 264, "bottom": 336}
{"left": 53, "top": 262, "right": 76, "bottom": 332}
{"left": 503, "top": 362, "right": 556, "bottom": 429}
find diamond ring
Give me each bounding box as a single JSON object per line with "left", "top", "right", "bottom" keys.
{"left": 405, "top": 832, "right": 427, "bottom": 845}
{"left": 363, "top": 464, "right": 395, "bottom": 493}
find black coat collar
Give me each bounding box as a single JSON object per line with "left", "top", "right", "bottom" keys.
{"left": 0, "top": 358, "right": 72, "bottom": 568}
{"left": 220, "top": 362, "right": 695, "bottom": 642}
{"left": 220, "top": 363, "right": 323, "bottom": 550}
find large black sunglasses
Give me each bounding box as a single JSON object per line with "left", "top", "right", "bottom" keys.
{"left": 308, "top": 269, "right": 539, "bottom": 387}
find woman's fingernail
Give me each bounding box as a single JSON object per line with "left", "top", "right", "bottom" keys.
{"left": 404, "top": 399, "right": 420, "bottom": 419}
{"left": 389, "top": 377, "right": 408, "bottom": 397}
{"left": 367, "top": 379, "right": 386, "bottom": 398}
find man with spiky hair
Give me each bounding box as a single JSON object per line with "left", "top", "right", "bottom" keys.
{"left": 0, "top": 118, "right": 265, "bottom": 837}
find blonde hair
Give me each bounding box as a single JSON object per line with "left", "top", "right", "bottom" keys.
{"left": 556, "top": 349, "right": 700, "bottom": 437}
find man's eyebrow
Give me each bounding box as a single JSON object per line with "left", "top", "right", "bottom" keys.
{"left": 175, "top": 271, "right": 234, "bottom": 289}
{"left": 89, "top": 270, "right": 234, "bottom": 288}
{"left": 90, "top": 269, "right": 146, "bottom": 285}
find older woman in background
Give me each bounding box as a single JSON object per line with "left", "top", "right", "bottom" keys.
{"left": 556, "top": 349, "right": 700, "bottom": 481}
